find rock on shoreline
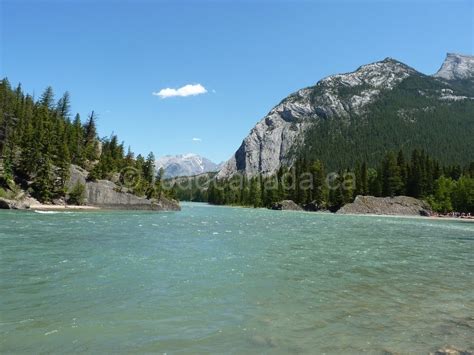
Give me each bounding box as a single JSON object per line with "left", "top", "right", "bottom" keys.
{"left": 0, "top": 165, "right": 180, "bottom": 212}
{"left": 337, "top": 195, "right": 432, "bottom": 216}
{"left": 271, "top": 200, "right": 303, "bottom": 211}
{"left": 0, "top": 197, "right": 31, "bottom": 210}
{"left": 69, "top": 164, "right": 180, "bottom": 211}
{"left": 85, "top": 180, "right": 180, "bottom": 211}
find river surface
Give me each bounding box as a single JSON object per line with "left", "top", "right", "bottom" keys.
{"left": 1, "top": 203, "right": 473, "bottom": 354}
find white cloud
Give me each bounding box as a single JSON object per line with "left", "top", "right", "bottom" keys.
{"left": 192, "top": 137, "right": 202, "bottom": 142}
{"left": 152, "top": 84, "right": 207, "bottom": 99}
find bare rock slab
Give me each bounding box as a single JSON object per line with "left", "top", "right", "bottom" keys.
{"left": 336, "top": 195, "right": 432, "bottom": 216}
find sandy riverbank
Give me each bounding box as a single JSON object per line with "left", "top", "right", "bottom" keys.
{"left": 29, "top": 203, "right": 100, "bottom": 211}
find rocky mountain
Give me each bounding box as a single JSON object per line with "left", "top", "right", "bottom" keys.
{"left": 218, "top": 53, "right": 474, "bottom": 178}
{"left": 156, "top": 153, "right": 221, "bottom": 178}
{"left": 434, "top": 53, "right": 474, "bottom": 81}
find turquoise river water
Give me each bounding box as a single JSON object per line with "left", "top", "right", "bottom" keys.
{"left": 0, "top": 203, "right": 473, "bottom": 354}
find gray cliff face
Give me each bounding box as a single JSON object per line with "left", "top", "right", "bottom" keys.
{"left": 434, "top": 53, "right": 474, "bottom": 81}
{"left": 217, "top": 58, "right": 417, "bottom": 178}
{"left": 68, "top": 165, "right": 180, "bottom": 211}
{"left": 336, "top": 195, "right": 431, "bottom": 216}
{"left": 85, "top": 180, "right": 180, "bottom": 211}
{"left": 218, "top": 54, "right": 474, "bottom": 179}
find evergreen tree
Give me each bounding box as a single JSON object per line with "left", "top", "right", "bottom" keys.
{"left": 83, "top": 111, "right": 99, "bottom": 162}
{"left": 143, "top": 152, "right": 156, "bottom": 185}
{"left": 397, "top": 150, "right": 407, "bottom": 195}
{"left": 310, "top": 160, "right": 327, "bottom": 205}
{"left": 39, "top": 86, "right": 55, "bottom": 110}
{"left": 56, "top": 91, "right": 71, "bottom": 119}
{"left": 32, "top": 156, "right": 54, "bottom": 202}
{"left": 250, "top": 176, "right": 262, "bottom": 207}
{"left": 382, "top": 152, "right": 403, "bottom": 197}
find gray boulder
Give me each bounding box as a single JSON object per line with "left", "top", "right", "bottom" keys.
{"left": 85, "top": 180, "right": 180, "bottom": 211}
{"left": 0, "top": 197, "right": 32, "bottom": 210}
{"left": 271, "top": 200, "right": 303, "bottom": 211}
{"left": 66, "top": 164, "right": 180, "bottom": 211}
{"left": 430, "top": 346, "right": 473, "bottom": 355}
{"left": 67, "top": 164, "right": 88, "bottom": 190}
{"left": 337, "top": 195, "right": 432, "bottom": 216}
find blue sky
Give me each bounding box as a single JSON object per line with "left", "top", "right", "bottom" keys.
{"left": 1, "top": 0, "right": 473, "bottom": 163}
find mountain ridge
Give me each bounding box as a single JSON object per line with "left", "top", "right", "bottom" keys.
{"left": 156, "top": 153, "right": 222, "bottom": 178}
{"left": 217, "top": 53, "right": 474, "bottom": 178}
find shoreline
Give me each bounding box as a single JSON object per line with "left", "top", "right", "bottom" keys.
{"left": 182, "top": 202, "right": 474, "bottom": 222}
{"left": 334, "top": 212, "right": 474, "bottom": 222}
{"left": 28, "top": 204, "right": 101, "bottom": 211}
{"left": 3, "top": 199, "right": 473, "bottom": 221}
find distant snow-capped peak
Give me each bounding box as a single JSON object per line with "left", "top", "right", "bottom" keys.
{"left": 156, "top": 153, "right": 221, "bottom": 178}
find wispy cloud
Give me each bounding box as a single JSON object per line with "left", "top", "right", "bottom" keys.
{"left": 192, "top": 137, "right": 202, "bottom": 142}
{"left": 152, "top": 84, "right": 207, "bottom": 99}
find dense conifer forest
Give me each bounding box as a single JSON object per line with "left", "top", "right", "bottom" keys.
{"left": 0, "top": 79, "right": 167, "bottom": 203}
{"left": 173, "top": 151, "right": 474, "bottom": 214}
{"left": 297, "top": 75, "right": 474, "bottom": 171}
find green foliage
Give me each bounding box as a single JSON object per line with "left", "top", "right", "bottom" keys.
{"left": 427, "top": 176, "right": 455, "bottom": 213}
{"left": 0, "top": 78, "right": 161, "bottom": 204}
{"left": 67, "top": 182, "right": 86, "bottom": 205}
{"left": 300, "top": 75, "right": 474, "bottom": 172}
{"left": 381, "top": 152, "right": 403, "bottom": 197}
{"left": 179, "top": 149, "right": 473, "bottom": 214}
{"left": 451, "top": 176, "right": 474, "bottom": 213}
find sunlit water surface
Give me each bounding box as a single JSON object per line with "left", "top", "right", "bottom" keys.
{"left": 1, "top": 203, "right": 473, "bottom": 354}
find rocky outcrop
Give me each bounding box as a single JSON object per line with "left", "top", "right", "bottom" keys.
{"left": 217, "top": 58, "right": 418, "bottom": 178}
{"left": 84, "top": 180, "right": 180, "bottom": 211}
{"left": 0, "top": 197, "right": 30, "bottom": 209}
{"left": 271, "top": 200, "right": 303, "bottom": 211}
{"left": 217, "top": 53, "right": 474, "bottom": 179}
{"left": 67, "top": 164, "right": 88, "bottom": 190}
{"left": 430, "top": 346, "right": 473, "bottom": 355}
{"left": 67, "top": 164, "right": 180, "bottom": 211}
{"left": 1, "top": 165, "right": 180, "bottom": 211}
{"left": 434, "top": 53, "right": 474, "bottom": 81}
{"left": 336, "top": 195, "right": 432, "bottom": 216}
{"left": 0, "top": 195, "right": 42, "bottom": 210}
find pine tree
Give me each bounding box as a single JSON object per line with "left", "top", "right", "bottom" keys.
{"left": 83, "top": 111, "right": 99, "bottom": 162}
{"left": 39, "top": 86, "right": 55, "bottom": 110}
{"left": 56, "top": 91, "right": 71, "bottom": 119}
{"left": 382, "top": 152, "right": 403, "bottom": 197}
{"left": 250, "top": 176, "right": 262, "bottom": 207}
{"left": 310, "top": 160, "right": 327, "bottom": 205}
{"left": 143, "top": 152, "right": 155, "bottom": 185}
{"left": 70, "top": 114, "right": 84, "bottom": 165}
{"left": 33, "top": 156, "right": 54, "bottom": 202}
{"left": 397, "top": 150, "right": 407, "bottom": 195}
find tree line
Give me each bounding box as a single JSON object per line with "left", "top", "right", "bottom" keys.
{"left": 178, "top": 150, "right": 474, "bottom": 213}
{"left": 0, "top": 78, "right": 169, "bottom": 203}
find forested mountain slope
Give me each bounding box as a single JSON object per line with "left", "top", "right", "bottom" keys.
{"left": 218, "top": 53, "right": 474, "bottom": 177}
